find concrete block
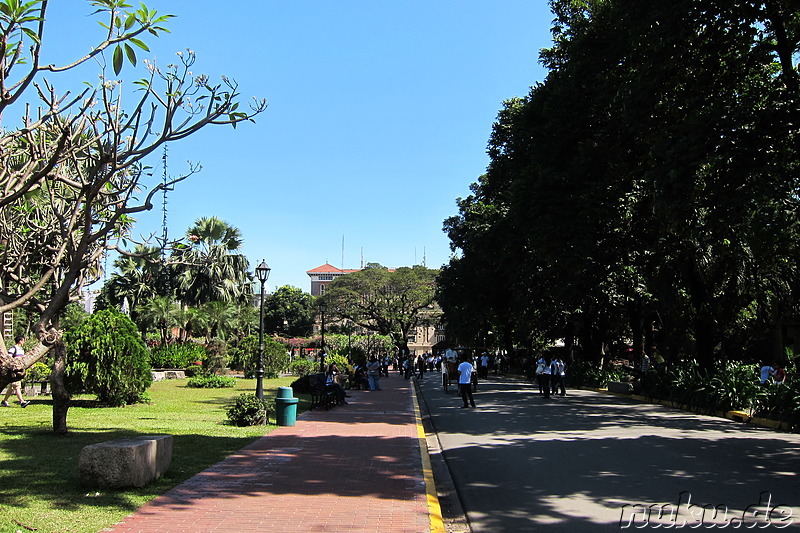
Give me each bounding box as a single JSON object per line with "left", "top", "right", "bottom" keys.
{"left": 151, "top": 371, "right": 166, "bottom": 381}
{"left": 79, "top": 435, "right": 173, "bottom": 488}
{"left": 164, "top": 370, "right": 185, "bottom": 379}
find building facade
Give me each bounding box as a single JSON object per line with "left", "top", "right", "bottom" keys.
{"left": 306, "top": 263, "right": 360, "bottom": 296}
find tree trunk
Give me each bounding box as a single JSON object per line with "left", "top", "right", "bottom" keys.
{"left": 694, "top": 314, "right": 716, "bottom": 372}
{"left": 564, "top": 316, "right": 575, "bottom": 365}
{"left": 628, "top": 299, "right": 644, "bottom": 364}
{"left": 50, "top": 339, "right": 71, "bottom": 434}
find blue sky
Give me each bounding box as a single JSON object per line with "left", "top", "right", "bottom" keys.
{"left": 42, "top": 1, "right": 553, "bottom": 292}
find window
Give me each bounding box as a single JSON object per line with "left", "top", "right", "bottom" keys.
{"left": 318, "top": 274, "right": 334, "bottom": 281}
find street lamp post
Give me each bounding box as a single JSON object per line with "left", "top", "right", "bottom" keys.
{"left": 319, "top": 302, "right": 327, "bottom": 372}
{"left": 255, "top": 260, "right": 271, "bottom": 400}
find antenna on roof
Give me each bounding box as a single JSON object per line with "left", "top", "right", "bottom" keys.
{"left": 342, "top": 234, "right": 345, "bottom": 270}
{"left": 361, "top": 247, "right": 364, "bottom": 269}
{"left": 423, "top": 247, "right": 427, "bottom": 267}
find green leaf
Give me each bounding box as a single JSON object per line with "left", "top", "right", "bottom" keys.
{"left": 21, "top": 26, "right": 40, "bottom": 44}
{"left": 129, "top": 36, "right": 149, "bottom": 51}
{"left": 112, "top": 44, "right": 123, "bottom": 75}
{"left": 124, "top": 43, "right": 136, "bottom": 67}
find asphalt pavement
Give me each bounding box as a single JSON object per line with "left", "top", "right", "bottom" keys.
{"left": 416, "top": 373, "right": 800, "bottom": 532}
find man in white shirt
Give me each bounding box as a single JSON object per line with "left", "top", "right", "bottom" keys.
{"left": 458, "top": 355, "right": 476, "bottom": 408}
{"left": 479, "top": 352, "right": 490, "bottom": 379}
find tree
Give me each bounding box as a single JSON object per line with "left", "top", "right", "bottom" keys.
{"left": 137, "top": 295, "right": 179, "bottom": 344}
{"left": 262, "top": 285, "right": 316, "bottom": 337}
{"left": 64, "top": 309, "right": 152, "bottom": 406}
{"left": 322, "top": 265, "right": 439, "bottom": 354}
{"left": 100, "top": 245, "right": 165, "bottom": 322}
{"left": 440, "top": 0, "right": 800, "bottom": 370}
{"left": 0, "top": 0, "right": 266, "bottom": 433}
{"left": 171, "top": 217, "right": 253, "bottom": 307}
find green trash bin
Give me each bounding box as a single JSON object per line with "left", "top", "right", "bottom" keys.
{"left": 275, "top": 386, "right": 299, "bottom": 426}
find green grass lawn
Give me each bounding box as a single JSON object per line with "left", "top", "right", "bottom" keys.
{"left": 0, "top": 376, "right": 308, "bottom": 533}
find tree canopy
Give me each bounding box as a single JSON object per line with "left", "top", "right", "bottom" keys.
{"left": 0, "top": 0, "right": 266, "bottom": 432}
{"left": 322, "top": 264, "right": 439, "bottom": 354}
{"left": 438, "top": 0, "right": 800, "bottom": 369}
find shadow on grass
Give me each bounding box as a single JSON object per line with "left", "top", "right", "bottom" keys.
{"left": 0, "top": 428, "right": 264, "bottom": 513}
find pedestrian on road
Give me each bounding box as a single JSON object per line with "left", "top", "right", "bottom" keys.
{"left": 2, "top": 336, "right": 29, "bottom": 408}
{"left": 536, "top": 354, "right": 551, "bottom": 399}
{"left": 417, "top": 355, "right": 426, "bottom": 380}
{"left": 551, "top": 357, "right": 566, "bottom": 396}
{"left": 366, "top": 355, "right": 382, "bottom": 391}
{"left": 458, "top": 354, "right": 476, "bottom": 408}
{"left": 479, "top": 352, "right": 489, "bottom": 379}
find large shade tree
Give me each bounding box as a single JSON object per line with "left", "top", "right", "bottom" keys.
{"left": 0, "top": 0, "right": 266, "bottom": 433}
{"left": 439, "top": 0, "right": 800, "bottom": 370}
{"left": 323, "top": 264, "right": 440, "bottom": 354}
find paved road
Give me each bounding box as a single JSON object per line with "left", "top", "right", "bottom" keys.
{"left": 417, "top": 374, "right": 800, "bottom": 532}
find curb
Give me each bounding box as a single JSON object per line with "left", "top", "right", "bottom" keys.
{"left": 413, "top": 378, "right": 472, "bottom": 533}
{"left": 411, "top": 379, "right": 446, "bottom": 533}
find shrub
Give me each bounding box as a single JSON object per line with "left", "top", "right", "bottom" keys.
{"left": 325, "top": 353, "right": 353, "bottom": 375}
{"left": 24, "top": 361, "right": 51, "bottom": 383}
{"left": 566, "top": 360, "right": 626, "bottom": 388}
{"left": 150, "top": 342, "right": 207, "bottom": 369}
{"left": 234, "top": 335, "right": 289, "bottom": 378}
{"left": 187, "top": 375, "right": 237, "bottom": 388}
{"left": 226, "top": 393, "right": 269, "bottom": 426}
{"left": 64, "top": 309, "right": 153, "bottom": 406}
{"left": 204, "top": 338, "right": 229, "bottom": 374}
{"left": 289, "top": 358, "right": 316, "bottom": 377}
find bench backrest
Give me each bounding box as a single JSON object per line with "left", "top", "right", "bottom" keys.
{"left": 308, "top": 372, "right": 327, "bottom": 389}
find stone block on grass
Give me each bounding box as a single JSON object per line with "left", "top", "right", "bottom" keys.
{"left": 79, "top": 435, "right": 173, "bottom": 488}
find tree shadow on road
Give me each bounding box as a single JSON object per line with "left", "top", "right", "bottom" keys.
{"left": 419, "top": 375, "right": 800, "bottom": 532}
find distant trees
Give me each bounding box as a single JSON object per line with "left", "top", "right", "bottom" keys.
{"left": 262, "top": 285, "right": 316, "bottom": 337}
{"left": 323, "top": 264, "right": 439, "bottom": 354}
{"left": 438, "top": 0, "right": 800, "bottom": 369}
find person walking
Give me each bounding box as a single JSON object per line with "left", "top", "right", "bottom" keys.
{"left": 458, "top": 354, "right": 476, "bottom": 408}
{"left": 367, "top": 355, "right": 382, "bottom": 391}
{"left": 2, "top": 336, "right": 29, "bottom": 408}
{"left": 479, "top": 352, "right": 490, "bottom": 379}
{"left": 551, "top": 357, "right": 566, "bottom": 396}
{"left": 536, "top": 354, "right": 551, "bottom": 399}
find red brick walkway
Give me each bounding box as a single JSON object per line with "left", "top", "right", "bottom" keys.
{"left": 107, "top": 375, "right": 435, "bottom": 533}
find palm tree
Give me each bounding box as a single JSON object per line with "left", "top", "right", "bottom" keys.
{"left": 102, "top": 245, "right": 165, "bottom": 320}
{"left": 138, "top": 296, "right": 180, "bottom": 345}
{"left": 171, "top": 217, "right": 253, "bottom": 307}
{"left": 202, "top": 301, "right": 237, "bottom": 341}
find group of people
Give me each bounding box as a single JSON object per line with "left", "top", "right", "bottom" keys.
{"left": 2, "top": 336, "right": 29, "bottom": 408}
{"left": 759, "top": 362, "right": 787, "bottom": 385}
{"left": 533, "top": 354, "right": 567, "bottom": 399}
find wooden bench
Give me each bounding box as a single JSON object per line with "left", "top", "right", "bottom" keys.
{"left": 308, "top": 373, "right": 336, "bottom": 410}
